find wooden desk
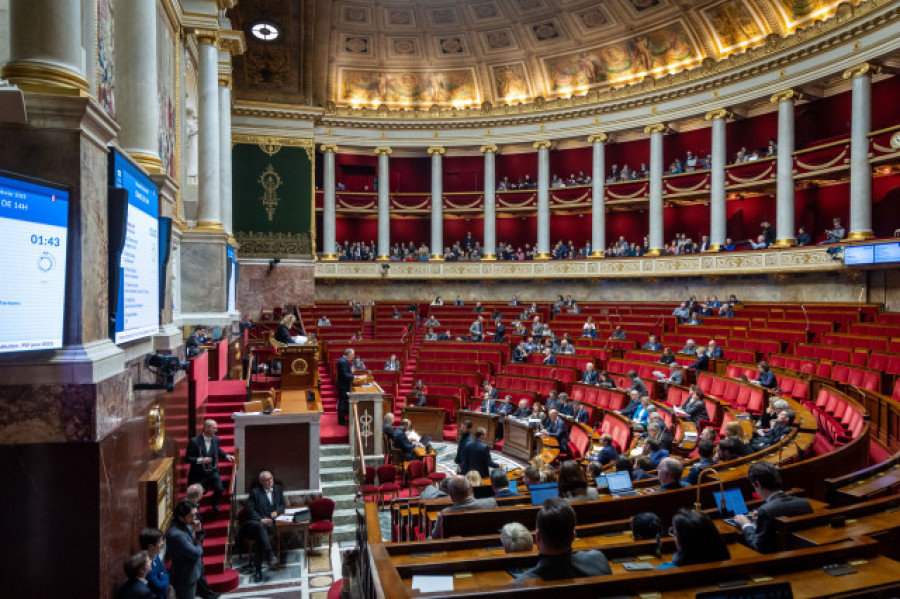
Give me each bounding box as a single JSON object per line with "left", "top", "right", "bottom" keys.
{"left": 350, "top": 381, "right": 388, "bottom": 460}
{"left": 789, "top": 508, "right": 900, "bottom": 548}
{"left": 274, "top": 518, "right": 310, "bottom": 559}
{"left": 503, "top": 418, "right": 536, "bottom": 461}
{"left": 457, "top": 410, "right": 498, "bottom": 446}
{"left": 837, "top": 466, "right": 900, "bottom": 500}
{"left": 401, "top": 406, "right": 446, "bottom": 442}
{"left": 278, "top": 344, "right": 319, "bottom": 390}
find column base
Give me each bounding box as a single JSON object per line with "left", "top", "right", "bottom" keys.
{"left": 320, "top": 254, "right": 338, "bottom": 261}
{"left": 128, "top": 151, "right": 164, "bottom": 176}
{"left": 1, "top": 61, "right": 90, "bottom": 96}
{"left": 192, "top": 221, "right": 226, "bottom": 233}
{"left": 708, "top": 245, "right": 721, "bottom": 252}
{"left": 481, "top": 254, "right": 497, "bottom": 261}
{"left": 645, "top": 248, "right": 662, "bottom": 256}
{"left": 773, "top": 238, "right": 795, "bottom": 247}
{"left": 847, "top": 231, "right": 875, "bottom": 241}
{"left": 376, "top": 255, "right": 391, "bottom": 261}
{"left": 535, "top": 252, "right": 550, "bottom": 260}
{"left": 430, "top": 254, "right": 444, "bottom": 261}
{"left": 589, "top": 251, "right": 605, "bottom": 258}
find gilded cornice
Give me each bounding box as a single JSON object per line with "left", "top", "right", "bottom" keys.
{"left": 480, "top": 145, "right": 499, "bottom": 154}
{"left": 315, "top": 0, "right": 897, "bottom": 131}
{"left": 218, "top": 29, "right": 246, "bottom": 56}
{"left": 192, "top": 28, "right": 218, "bottom": 46}
{"left": 533, "top": 140, "right": 552, "bottom": 150}
{"left": 158, "top": 0, "right": 184, "bottom": 37}
{"left": 232, "top": 134, "right": 315, "bottom": 154}
{"left": 232, "top": 101, "right": 322, "bottom": 122}
{"left": 643, "top": 124, "right": 669, "bottom": 135}
{"left": 320, "top": 144, "right": 338, "bottom": 153}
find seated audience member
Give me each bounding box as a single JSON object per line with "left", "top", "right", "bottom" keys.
{"left": 581, "top": 362, "right": 600, "bottom": 385}
{"left": 723, "top": 421, "right": 752, "bottom": 456}
{"left": 672, "top": 302, "right": 690, "bottom": 322}
{"left": 759, "top": 398, "right": 789, "bottom": 430}
{"left": 631, "top": 512, "right": 663, "bottom": 541}
{"left": 610, "top": 325, "right": 626, "bottom": 340}
{"left": 642, "top": 335, "right": 662, "bottom": 351}
{"left": 612, "top": 455, "right": 634, "bottom": 479}
{"left": 558, "top": 460, "right": 600, "bottom": 503}
{"left": 719, "top": 302, "right": 735, "bottom": 317}
{"left": 423, "top": 327, "right": 438, "bottom": 340}
{"left": 706, "top": 339, "right": 723, "bottom": 358}
{"left": 465, "top": 469, "right": 484, "bottom": 488}
{"left": 678, "top": 386, "right": 710, "bottom": 425}
{"left": 632, "top": 456, "right": 655, "bottom": 481}
{"left": 540, "top": 409, "right": 569, "bottom": 450}
{"left": 185, "top": 326, "right": 208, "bottom": 358}
{"left": 748, "top": 234, "right": 767, "bottom": 249}
{"left": 531, "top": 403, "right": 549, "bottom": 426}
{"left": 597, "top": 371, "right": 616, "bottom": 389}
{"left": 137, "top": 528, "right": 169, "bottom": 599}
{"left": 571, "top": 400, "right": 590, "bottom": 424}
{"left": 241, "top": 470, "right": 284, "bottom": 580}
{"left": 658, "top": 347, "right": 676, "bottom": 365}
{"left": 316, "top": 315, "right": 331, "bottom": 327}
{"left": 542, "top": 347, "right": 557, "bottom": 365}
{"left": 687, "top": 347, "right": 710, "bottom": 371}
{"left": 658, "top": 509, "right": 730, "bottom": 568}
{"left": 751, "top": 409, "right": 794, "bottom": 450}
{"left": 733, "top": 462, "right": 813, "bottom": 553}
{"left": 679, "top": 339, "right": 697, "bottom": 355}
{"left": 647, "top": 415, "right": 674, "bottom": 451}
{"left": 513, "top": 399, "right": 533, "bottom": 419}
{"left": 581, "top": 316, "right": 597, "bottom": 338}
{"left": 501, "top": 522, "right": 534, "bottom": 553}
{"left": 593, "top": 433, "right": 618, "bottom": 466}
{"left": 657, "top": 362, "right": 683, "bottom": 391}
{"left": 516, "top": 498, "right": 612, "bottom": 580}
{"left": 383, "top": 354, "right": 400, "bottom": 371}
{"left": 652, "top": 457, "right": 688, "bottom": 492}
{"left": 393, "top": 419, "right": 422, "bottom": 460}
{"left": 643, "top": 438, "right": 669, "bottom": 468}
{"left": 420, "top": 477, "right": 450, "bottom": 500}
{"left": 117, "top": 551, "right": 154, "bottom": 599}
{"left": 685, "top": 439, "right": 717, "bottom": 485}
{"left": 431, "top": 475, "right": 498, "bottom": 537}
{"left": 821, "top": 217, "right": 846, "bottom": 244}
{"left": 750, "top": 361, "right": 777, "bottom": 388}
{"left": 523, "top": 466, "right": 543, "bottom": 487}
{"left": 492, "top": 468, "right": 517, "bottom": 497}
{"left": 796, "top": 226, "right": 811, "bottom": 246}
{"left": 619, "top": 389, "right": 643, "bottom": 419}
{"left": 632, "top": 396, "right": 653, "bottom": 427}
{"left": 437, "top": 329, "right": 452, "bottom": 340}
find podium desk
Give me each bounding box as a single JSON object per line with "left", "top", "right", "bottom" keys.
{"left": 232, "top": 391, "right": 323, "bottom": 499}
{"left": 502, "top": 418, "right": 537, "bottom": 461}
{"left": 456, "top": 410, "right": 499, "bottom": 446}
{"left": 400, "top": 406, "right": 446, "bottom": 441}
{"left": 349, "top": 381, "right": 390, "bottom": 461}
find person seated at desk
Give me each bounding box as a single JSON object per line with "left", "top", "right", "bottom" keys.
{"left": 657, "top": 509, "right": 730, "bottom": 568}
{"left": 492, "top": 468, "right": 518, "bottom": 498}
{"left": 723, "top": 421, "right": 752, "bottom": 456}
{"left": 649, "top": 457, "right": 689, "bottom": 492}
{"left": 750, "top": 409, "right": 794, "bottom": 450}
{"left": 424, "top": 327, "right": 438, "bottom": 341}
{"left": 241, "top": 470, "right": 285, "bottom": 582}
{"left": 686, "top": 347, "right": 710, "bottom": 372}
{"left": 759, "top": 398, "right": 789, "bottom": 430}
{"left": 679, "top": 339, "right": 697, "bottom": 355}
{"left": 558, "top": 460, "right": 599, "bottom": 503}
{"left": 431, "top": 475, "right": 498, "bottom": 538}
{"left": 437, "top": 329, "right": 452, "bottom": 341}
{"left": 655, "top": 362, "right": 683, "bottom": 392}
{"left": 750, "top": 361, "right": 777, "bottom": 389}
{"left": 733, "top": 462, "right": 813, "bottom": 553}
{"left": 137, "top": 528, "right": 168, "bottom": 599}
{"left": 185, "top": 326, "right": 208, "bottom": 358}
{"left": 539, "top": 409, "right": 569, "bottom": 451}
{"left": 642, "top": 334, "right": 662, "bottom": 351}
{"left": 631, "top": 396, "right": 653, "bottom": 427}
{"left": 515, "top": 497, "right": 612, "bottom": 581}
{"left": 597, "top": 371, "right": 616, "bottom": 389}
{"left": 513, "top": 399, "right": 532, "bottom": 419}
{"left": 531, "top": 403, "right": 548, "bottom": 427}
{"left": 685, "top": 439, "right": 717, "bottom": 485}
{"left": 593, "top": 433, "right": 618, "bottom": 466}
{"left": 581, "top": 362, "right": 600, "bottom": 385}
{"left": 421, "top": 477, "right": 450, "bottom": 500}
{"left": 459, "top": 428, "right": 498, "bottom": 478}
{"left": 383, "top": 354, "right": 401, "bottom": 371}
{"left": 571, "top": 400, "right": 590, "bottom": 424}
{"left": 642, "top": 438, "right": 669, "bottom": 469}
{"left": 657, "top": 347, "right": 676, "bottom": 365}
{"left": 409, "top": 389, "right": 427, "bottom": 407}
{"left": 317, "top": 315, "right": 331, "bottom": 327}
{"left": 382, "top": 412, "right": 396, "bottom": 437}
{"left": 706, "top": 339, "right": 724, "bottom": 358}
{"left": 116, "top": 551, "right": 154, "bottom": 599}
{"left": 676, "top": 386, "right": 710, "bottom": 425}
{"left": 631, "top": 512, "right": 662, "bottom": 541}
{"left": 609, "top": 325, "right": 626, "bottom": 340}
{"left": 501, "top": 522, "right": 533, "bottom": 553}
{"left": 274, "top": 314, "right": 307, "bottom": 345}
{"left": 541, "top": 347, "right": 557, "bottom": 365}
{"left": 619, "top": 389, "right": 643, "bottom": 419}
{"left": 392, "top": 419, "right": 422, "bottom": 460}
{"left": 423, "top": 314, "right": 440, "bottom": 327}
{"left": 556, "top": 393, "right": 574, "bottom": 417}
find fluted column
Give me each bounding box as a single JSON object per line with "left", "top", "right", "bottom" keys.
{"left": 534, "top": 140, "right": 552, "bottom": 259}
{"left": 218, "top": 79, "right": 233, "bottom": 240}
{"left": 321, "top": 145, "right": 338, "bottom": 260}
{"left": 195, "top": 30, "right": 222, "bottom": 232}
{"left": 113, "top": 0, "right": 160, "bottom": 173}
{"left": 844, "top": 63, "right": 879, "bottom": 240}
{"left": 645, "top": 124, "right": 667, "bottom": 255}
{"left": 428, "top": 147, "right": 445, "bottom": 260}
{"left": 705, "top": 109, "right": 731, "bottom": 251}
{"left": 589, "top": 133, "right": 608, "bottom": 257}
{"left": 481, "top": 145, "right": 498, "bottom": 261}
{"left": 375, "top": 147, "right": 392, "bottom": 260}
{"left": 770, "top": 90, "right": 802, "bottom": 246}
{"left": 1, "top": 0, "right": 89, "bottom": 94}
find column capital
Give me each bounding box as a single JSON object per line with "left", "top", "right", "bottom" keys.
{"left": 480, "top": 144, "right": 499, "bottom": 154}
{"left": 643, "top": 123, "right": 668, "bottom": 135}
{"left": 218, "top": 30, "right": 246, "bottom": 56}
{"left": 374, "top": 146, "right": 393, "bottom": 156}
{"left": 770, "top": 89, "right": 804, "bottom": 104}
{"left": 533, "top": 140, "right": 552, "bottom": 150}
{"left": 704, "top": 108, "right": 733, "bottom": 121}
{"left": 217, "top": 74, "right": 232, "bottom": 89}
{"left": 192, "top": 28, "right": 219, "bottom": 46}
{"left": 588, "top": 133, "right": 609, "bottom": 144}
{"left": 320, "top": 144, "right": 339, "bottom": 154}
{"left": 427, "top": 146, "right": 445, "bottom": 156}
{"left": 843, "top": 62, "right": 881, "bottom": 80}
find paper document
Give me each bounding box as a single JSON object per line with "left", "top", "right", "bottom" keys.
{"left": 411, "top": 575, "right": 454, "bottom": 593}
{"left": 275, "top": 515, "right": 294, "bottom": 523}
{"left": 285, "top": 507, "right": 309, "bottom": 515}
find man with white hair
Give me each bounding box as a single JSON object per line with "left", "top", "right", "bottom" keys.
{"left": 431, "top": 475, "right": 498, "bottom": 538}
{"left": 500, "top": 522, "right": 533, "bottom": 553}
{"left": 706, "top": 339, "right": 723, "bottom": 358}
{"left": 581, "top": 362, "right": 599, "bottom": 385}
{"left": 242, "top": 470, "right": 285, "bottom": 582}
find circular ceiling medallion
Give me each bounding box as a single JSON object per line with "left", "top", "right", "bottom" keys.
{"left": 251, "top": 22, "right": 280, "bottom": 42}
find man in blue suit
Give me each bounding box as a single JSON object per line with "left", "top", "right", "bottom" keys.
{"left": 705, "top": 339, "right": 724, "bottom": 358}
{"left": 166, "top": 500, "right": 204, "bottom": 599}
{"left": 581, "top": 362, "right": 600, "bottom": 385}
{"left": 541, "top": 409, "right": 569, "bottom": 453}
{"left": 137, "top": 528, "right": 169, "bottom": 599}
{"left": 393, "top": 419, "right": 421, "bottom": 460}
{"left": 460, "top": 428, "right": 499, "bottom": 478}
{"left": 494, "top": 319, "right": 506, "bottom": 343}
{"left": 116, "top": 552, "right": 155, "bottom": 599}
{"left": 571, "top": 400, "right": 590, "bottom": 424}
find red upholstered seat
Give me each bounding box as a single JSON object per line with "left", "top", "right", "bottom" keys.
{"left": 376, "top": 464, "right": 401, "bottom": 509}
{"left": 360, "top": 466, "right": 378, "bottom": 502}
{"left": 422, "top": 453, "right": 446, "bottom": 486}
{"left": 307, "top": 497, "right": 335, "bottom": 555}
{"left": 406, "top": 460, "right": 432, "bottom": 496}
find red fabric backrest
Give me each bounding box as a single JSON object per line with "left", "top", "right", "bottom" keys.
{"left": 606, "top": 391, "right": 627, "bottom": 411}
{"left": 571, "top": 385, "right": 586, "bottom": 402}
{"left": 736, "top": 385, "right": 752, "bottom": 407}
{"left": 792, "top": 380, "right": 809, "bottom": 400}
{"left": 779, "top": 378, "right": 795, "bottom": 394}
{"left": 861, "top": 371, "right": 880, "bottom": 393}
{"left": 832, "top": 364, "right": 849, "bottom": 383}
{"left": 831, "top": 400, "right": 848, "bottom": 421}
{"left": 585, "top": 387, "right": 600, "bottom": 405}
{"left": 745, "top": 390, "right": 764, "bottom": 414}
{"left": 846, "top": 367, "right": 864, "bottom": 387}
{"left": 697, "top": 374, "right": 713, "bottom": 394}
{"left": 893, "top": 379, "right": 900, "bottom": 401}
{"left": 823, "top": 393, "right": 839, "bottom": 414}
{"left": 710, "top": 377, "right": 727, "bottom": 398}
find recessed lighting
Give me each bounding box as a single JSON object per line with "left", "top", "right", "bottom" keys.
{"left": 251, "top": 22, "right": 280, "bottom": 41}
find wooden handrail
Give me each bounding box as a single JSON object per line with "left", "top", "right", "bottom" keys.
{"left": 353, "top": 402, "right": 366, "bottom": 495}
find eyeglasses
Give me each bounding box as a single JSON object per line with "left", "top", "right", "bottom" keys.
{"left": 668, "top": 526, "right": 676, "bottom": 537}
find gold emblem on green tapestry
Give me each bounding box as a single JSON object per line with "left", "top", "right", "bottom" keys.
{"left": 258, "top": 164, "right": 283, "bottom": 221}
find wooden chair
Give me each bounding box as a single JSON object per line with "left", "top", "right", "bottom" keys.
{"left": 376, "top": 464, "right": 401, "bottom": 509}
{"left": 307, "top": 497, "right": 335, "bottom": 557}
{"left": 359, "top": 466, "right": 378, "bottom": 502}
{"left": 406, "top": 460, "right": 432, "bottom": 496}
{"left": 422, "top": 453, "right": 446, "bottom": 487}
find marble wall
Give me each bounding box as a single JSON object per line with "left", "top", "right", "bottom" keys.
{"left": 180, "top": 233, "right": 228, "bottom": 314}
{"left": 237, "top": 261, "right": 315, "bottom": 317}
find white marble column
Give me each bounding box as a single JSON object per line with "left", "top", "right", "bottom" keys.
{"left": 428, "top": 147, "right": 445, "bottom": 260}
{"left": 705, "top": 109, "right": 730, "bottom": 251}
{"left": 195, "top": 31, "right": 222, "bottom": 232}
{"left": 1, "top": 0, "right": 88, "bottom": 94}
{"left": 534, "top": 140, "right": 552, "bottom": 259}
{"left": 113, "top": 0, "right": 160, "bottom": 173}
{"left": 219, "top": 80, "right": 233, "bottom": 240}
{"left": 844, "top": 63, "right": 879, "bottom": 240}
{"left": 770, "top": 90, "right": 801, "bottom": 246}
{"left": 645, "top": 124, "right": 667, "bottom": 255}
{"left": 589, "top": 134, "right": 608, "bottom": 257}
{"left": 375, "top": 147, "right": 392, "bottom": 260}
{"left": 481, "top": 145, "right": 498, "bottom": 261}
{"left": 321, "top": 145, "right": 338, "bottom": 260}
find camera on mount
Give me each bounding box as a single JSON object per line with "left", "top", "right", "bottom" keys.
{"left": 135, "top": 353, "right": 190, "bottom": 392}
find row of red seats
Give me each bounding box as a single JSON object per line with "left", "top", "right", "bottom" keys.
{"left": 803, "top": 387, "right": 867, "bottom": 446}
{"left": 695, "top": 372, "right": 766, "bottom": 415}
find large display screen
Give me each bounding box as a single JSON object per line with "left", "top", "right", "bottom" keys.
{"left": 844, "top": 242, "right": 900, "bottom": 266}
{"left": 874, "top": 242, "right": 900, "bottom": 264}
{"left": 226, "top": 245, "right": 237, "bottom": 314}
{"left": 0, "top": 171, "right": 69, "bottom": 353}
{"left": 109, "top": 150, "right": 159, "bottom": 344}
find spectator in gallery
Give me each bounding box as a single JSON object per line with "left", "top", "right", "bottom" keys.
{"left": 748, "top": 234, "right": 768, "bottom": 250}
{"left": 796, "top": 226, "right": 811, "bottom": 246}
{"left": 821, "top": 217, "right": 846, "bottom": 244}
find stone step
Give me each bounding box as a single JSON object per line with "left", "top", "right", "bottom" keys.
{"left": 321, "top": 444, "right": 351, "bottom": 457}
{"left": 321, "top": 482, "right": 357, "bottom": 497}
{"left": 320, "top": 467, "right": 357, "bottom": 483}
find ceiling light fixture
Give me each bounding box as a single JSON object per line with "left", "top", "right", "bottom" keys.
{"left": 251, "top": 22, "right": 280, "bottom": 41}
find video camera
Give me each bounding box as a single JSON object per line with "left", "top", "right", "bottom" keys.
{"left": 135, "top": 354, "right": 191, "bottom": 392}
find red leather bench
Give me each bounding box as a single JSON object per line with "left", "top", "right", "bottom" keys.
{"left": 823, "top": 333, "right": 888, "bottom": 352}
{"left": 831, "top": 363, "right": 882, "bottom": 393}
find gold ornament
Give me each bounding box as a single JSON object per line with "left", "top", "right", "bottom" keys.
{"left": 258, "top": 165, "right": 283, "bottom": 221}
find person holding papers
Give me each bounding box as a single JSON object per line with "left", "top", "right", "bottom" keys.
{"left": 274, "top": 314, "right": 307, "bottom": 345}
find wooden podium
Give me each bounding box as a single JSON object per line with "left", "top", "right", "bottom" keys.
{"left": 279, "top": 344, "right": 318, "bottom": 390}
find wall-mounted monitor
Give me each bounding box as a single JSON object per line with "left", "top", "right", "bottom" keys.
{"left": 108, "top": 149, "right": 160, "bottom": 344}
{"left": 843, "top": 242, "right": 900, "bottom": 266}
{"left": 226, "top": 245, "right": 237, "bottom": 314}
{"left": 0, "top": 170, "right": 70, "bottom": 353}
{"left": 874, "top": 242, "right": 900, "bottom": 264}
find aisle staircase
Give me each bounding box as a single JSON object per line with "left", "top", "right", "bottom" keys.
{"left": 320, "top": 444, "right": 365, "bottom": 543}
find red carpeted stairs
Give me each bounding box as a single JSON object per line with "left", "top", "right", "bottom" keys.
{"left": 318, "top": 361, "right": 350, "bottom": 444}
{"left": 165, "top": 381, "right": 244, "bottom": 594}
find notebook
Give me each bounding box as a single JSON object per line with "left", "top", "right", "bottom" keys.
{"left": 527, "top": 482, "right": 559, "bottom": 506}
{"left": 713, "top": 488, "right": 749, "bottom": 526}
{"left": 606, "top": 471, "right": 640, "bottom": 497}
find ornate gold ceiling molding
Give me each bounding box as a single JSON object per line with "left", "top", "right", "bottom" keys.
{"left": 316, "top": 0, "right": 897, "bottom": 130}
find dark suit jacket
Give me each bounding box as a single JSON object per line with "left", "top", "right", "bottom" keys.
{"left": 681, "top": 398, "right": 710, "bottom": 424}
{"left": 274, "top": 323, "right": 293, "bottom": 345}
{"left": 454, "top": 432, "right": 471, "bottom": 465}
{"left": 741, "top": 491, "right": 813, "bottom": 553}
{"left": 707, "top": 346, "right": 724, "bottom": 358}
{"left": 513, "top": 407, "right": 532, "bottom": 419}
{"left": 582, "top": 370, "right": 600, "bottom": 385}
{"left": 186, "top": 434, "right": 228, "bottom": 485}
{"left": 165, "top": 521, "right": 203, "bottom": 588}
{"left": 336, "top": 356, "right": 355, "bottom": 391}
{"left": 246, "top": 485, "right": 286, "bottom": 522}
{"left": 393, "top": 428, "right": 417, "bottom": 460}
{"left": 543, "top": 417, "right": 569, "bottom": 450}
{"left": 620, "top": 397, "right": 642, "bottom": 419}
{"left": 460, "top": 440, "right": 498, "bottom": 478}
{"left": 494, "top": 324, "right": 506, "bottom": 343}
{"left": 689, "top": 354, "right": 710, "bottom": 371}
{"left": 116, "top": 579, "right": 155, "bottom": 599}
{"left": 573, "top": 408, "right": 590, "bottom": 424}
{"left": 483, "top": 388, "right": 499, "bottom": 401}
{"left": 629, "top": 377, "right": 649, "bottom": 397}
{"left": 518, "top": 550, "right": 612, "bottom": 581}
{"left": 543, "top": 354, "right": 558, "bottom": 366}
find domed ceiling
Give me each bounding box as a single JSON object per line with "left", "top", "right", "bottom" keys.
{"left": 229, "top": 0, "right": 853, "bottom": 110}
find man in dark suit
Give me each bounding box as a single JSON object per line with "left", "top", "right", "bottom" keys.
{"left": 513, "top": 399, "right": 532, "bottom": 419}
{"left": 185, "top": 420, "right": 234, "bottom": 511}
{"left": 619, "top": 389, "right": 643, "bottom": 419}
{"left": 542, "top": 348, "right": 557, "bottom": 365}
{"left": 242, "top": 470, "right": 286, "bottom": 582}
{"left": 626, "top": 370, "right": 649, "bottom": 396}
{"left": 752, "top": 409, "right": 793, "bottom": 450}
{"left": 734, "top": 462, "right": 813, "bottom": 553}
{"left": 166, "top": 500, "right": 204, "bottom": 599}
{"left": 482, "top": 382, "right": 499, "bottom": 402}
{"left": 517, "top": 498, "right": 612, "bottom": 580}
{"left": 492, "top": 468, "right": 517, "bottom": 497}
{"left": 116, "top": 552, "right": 155, "bottom": 599}
{"left": 705, "top": 339, "right": 724, "bottom": 358}
{"left": 571, "top": 400, "right": 590, "bottom": 424}
{"left": 541, "top": 409, "right": 569, "bottom": 453}
{"left": 454, "top": 420, "right": 473, "bottom": 469}
{"left": 581, "top": 362, "right": 600, "bottom": 385}
{"left": 382, "top": 412, "right": 396, "bottom": 437}
{"left": 687, "top": 347, "right": 710, "bottom": 371}
{"left": 336, "top": 348, "right": 356, "bottom": 425}
{"left": 393, "top": 419, "right": 421, "bottom": 461}
{"left": 459, "top": 428, "right": 498, "bottom": 478}
{"left": 493, "top": 319, "right": 506, "bottom": 343}
{"left": 185, "top": 326, "right": 208, "bottom": 359}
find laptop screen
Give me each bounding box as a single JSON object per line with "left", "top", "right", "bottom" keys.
{"left": 595, "top": 475, "right": 608, "bottom": 489}
{"left": 606, "top": 471, "right": 634, "bottom": 493}
{"left": 527, "top": 483, "right": 559, "bottom": 506}
{"left": 712, "top": 488, "right": 749, "bottom": 516}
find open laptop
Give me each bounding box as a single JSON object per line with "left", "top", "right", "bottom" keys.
{"left": 606, "top": 471, "right": 640, "bottom": 497}
{"left": 527, "top": 482, "right": 559, "bottom": 506}
{"left": 713, "top": 488, "right": 749, "bottom": 527}
{"left": 594, "top": 474, "right": 609, "bottom": 490}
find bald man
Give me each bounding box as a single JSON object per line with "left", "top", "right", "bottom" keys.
{"left": 185, "top": 420, "right": 234, "bottom": 512}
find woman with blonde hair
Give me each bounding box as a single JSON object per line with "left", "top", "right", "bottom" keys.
{"left": 465, "top": 470, "right": 483, "bottom": 487}
{"left": 275, "top": 314, "right": 307, "bottom": 345}
{"left": 723, "top": 420, "right": 751, "bottom": 456}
